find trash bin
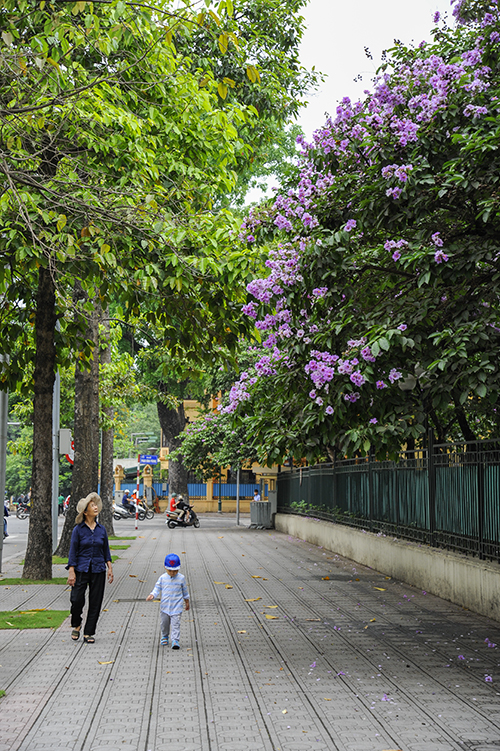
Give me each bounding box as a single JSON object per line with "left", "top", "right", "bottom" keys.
{"left": 250, "top": 501, "right": 272, "bottom": 529}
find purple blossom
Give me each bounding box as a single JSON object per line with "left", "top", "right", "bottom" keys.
{"left": 274, "top": 214, "right": 293, "bottom": 232}
{"left": 312, "top": 287, "right": 328, "bottom": 298}
{"left": 463, "top": 104, "right": 488, "bottom": 118}
{"left": 431, "top": 232, "right": 443, "bottom": 247}
{"left": 369, "top": 418, "right": 378, "bottom": 424}
{"left": 325, "top": 405, "right": 334, "bottom": 415}
{"left": 376, "top": 380, "right": 387, "bottom": 389}
{"left": 350, "top": 370, "right": 366, "bottom": 387}
{"left": 344, "top": 392, "right": 360, "bottom": 403}
{"left": 388, "top": 369, "right": 402, "bottom": 383}
{"left": 482, "top": 12, "right": 495, "bottom": 26}
{"left": 386, "top": 187, "right": 403, "bottom": 200}
{"left": 242, "top": 302, "right": 258, "bottom": 318}
{"left": 345, "top": 219, "right": 357, "bottom": 232}
{"left": 397, "top": 324, "right": 408, "bottom": 331}
{"left": 361, "top": 346, "right": 376, "bottom": 362}
{"left": 434, "top": 250, "right": 449, "bottom": 264}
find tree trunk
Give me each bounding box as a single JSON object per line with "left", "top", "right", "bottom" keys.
{"left": 55, "top": 286, "right": 98, "bottom": 557}
{"left": 452, "top": 393, "right": 477, "bottom": 443}
{"left": 91, "top": 307, "right": 100, "bottom": 490}
{"left": 23, "top": 265, "right": 56, "bottom": 579}
{"left": 157, "top": 396, "right": 189, "bottom": 500}
{"left": 99, "top": 309, "right": 115, "bottom": 535}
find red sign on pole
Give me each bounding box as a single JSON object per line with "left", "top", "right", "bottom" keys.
{"left": 65, "top": 440, "right": 75, "bottom": 465}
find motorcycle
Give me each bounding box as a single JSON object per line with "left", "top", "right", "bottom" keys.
{"left": 165, "top": 504, "right": 200, "bottom": 529}
{"left": 137, "top": 500, "right": 154, "bottom": 520}
{"left": 113, "top": 503, "right": 146, "bottom": 521}
{"left": 16, "top": 500, "right": 30, "bottom": 519}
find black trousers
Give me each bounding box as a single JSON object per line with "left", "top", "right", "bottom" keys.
{"left": 70, "top": 567, "right": 106, "bottom": 636}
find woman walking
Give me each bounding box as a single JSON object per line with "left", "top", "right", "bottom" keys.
{"left": 66, "top": 492, "right": 113, "bottom": 644}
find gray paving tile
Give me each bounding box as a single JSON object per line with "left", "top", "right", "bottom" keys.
{"left": 1, "top": 515, "right": 500, "bottom": 751}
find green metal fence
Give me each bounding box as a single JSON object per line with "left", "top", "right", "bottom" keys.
{"left": 277, "top": 437, "right": 500, "bottom": 563}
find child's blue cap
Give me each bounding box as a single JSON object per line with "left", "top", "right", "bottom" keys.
{"left": 164, "top": 553, "right": 181, "bottom": 570}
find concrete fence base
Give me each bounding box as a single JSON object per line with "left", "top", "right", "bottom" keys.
{"left": 275, "top": 513, "right": 500, "bottom": 623}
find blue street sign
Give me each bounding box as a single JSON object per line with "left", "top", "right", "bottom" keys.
{"left": 139, "top": 454, "right": 159, "bottom": 464}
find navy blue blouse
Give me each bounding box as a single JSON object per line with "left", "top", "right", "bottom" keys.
{"left": 67, "top": 522, "right": 112, "bottom": 573}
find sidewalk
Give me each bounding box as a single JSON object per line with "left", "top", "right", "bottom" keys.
{"left": 1, "top": 513, "right": 499, "bottom": 751}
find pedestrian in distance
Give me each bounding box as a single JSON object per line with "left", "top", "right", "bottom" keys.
{"left": 146, "top": 553, "right": 190, "bottom": 649}
{"left": 253, "top": 488, "right": 261, "bottom": 502}
{"left": 66, "top": 492, "right": 113, "bottom": 644}
{"left": 3, "top": 498, "right": 9, "bottom": 538}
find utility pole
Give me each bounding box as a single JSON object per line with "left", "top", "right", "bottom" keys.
{"left": 0, "top": 355, "right": 8, "bottom": 572}
{"left": 51, "top": 370, "right": 60, "bottom": 552}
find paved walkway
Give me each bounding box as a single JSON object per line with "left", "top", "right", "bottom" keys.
{"left": 1, "top": 513, "right": 500, "bottom": 751}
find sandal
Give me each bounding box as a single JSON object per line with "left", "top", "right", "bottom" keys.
{"left": 71, "top": 629, "right": 81, "bottom": 641}
{"left": 83, "top": 636, "right": 95, "bottom": 644}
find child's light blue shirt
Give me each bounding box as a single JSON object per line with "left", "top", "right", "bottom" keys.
{"left": 150, "top": 571, "right": 189, "bottom": 615}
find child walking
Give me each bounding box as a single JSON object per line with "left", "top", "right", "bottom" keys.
{"left": 146, "top": 553, "right": 190, "bottom": 649}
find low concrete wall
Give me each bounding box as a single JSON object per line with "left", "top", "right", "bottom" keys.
{"left": 275, "top": 513, "right": 500, "bottom": 622}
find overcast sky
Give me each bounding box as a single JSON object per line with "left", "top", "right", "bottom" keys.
{"left": 297, "top": 0, "right": 448, "bottom": 139}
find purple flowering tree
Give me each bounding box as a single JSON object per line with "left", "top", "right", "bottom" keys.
{"left": 224, "top": 0, "right": 500, "bottom": 461}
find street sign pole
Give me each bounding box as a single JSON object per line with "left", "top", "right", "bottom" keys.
{"left": 236, "top": 467, "right": 240, "bottom": 526}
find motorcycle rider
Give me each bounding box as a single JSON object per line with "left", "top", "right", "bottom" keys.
{"left": 168, "top": 493, "right": 178, "bottom": 514}
{"left": 175, "top": 495, "right": 190, "bottom": 524}
{"left": 121, "top": 489, "right": 135, "bottom": 514}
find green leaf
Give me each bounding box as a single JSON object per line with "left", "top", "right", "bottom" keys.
{"left": 218, "top": 33, "right": 228, "bottom": 54}
{"left": 217, "top": 82, "right": 228, "bottom": 99}
{"left": 476, "top": 383, "right": 487, "bottom": 398}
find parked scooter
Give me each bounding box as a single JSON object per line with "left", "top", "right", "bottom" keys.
{"left": 113, "top": 503, "right": 146, "bottom": 521}
{"left": 165, "top": 504, "right": 200, "bottom": 529}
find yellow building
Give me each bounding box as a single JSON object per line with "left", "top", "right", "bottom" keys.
{"left": 158, "top": 399, "right": 278, "bottom": 513}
